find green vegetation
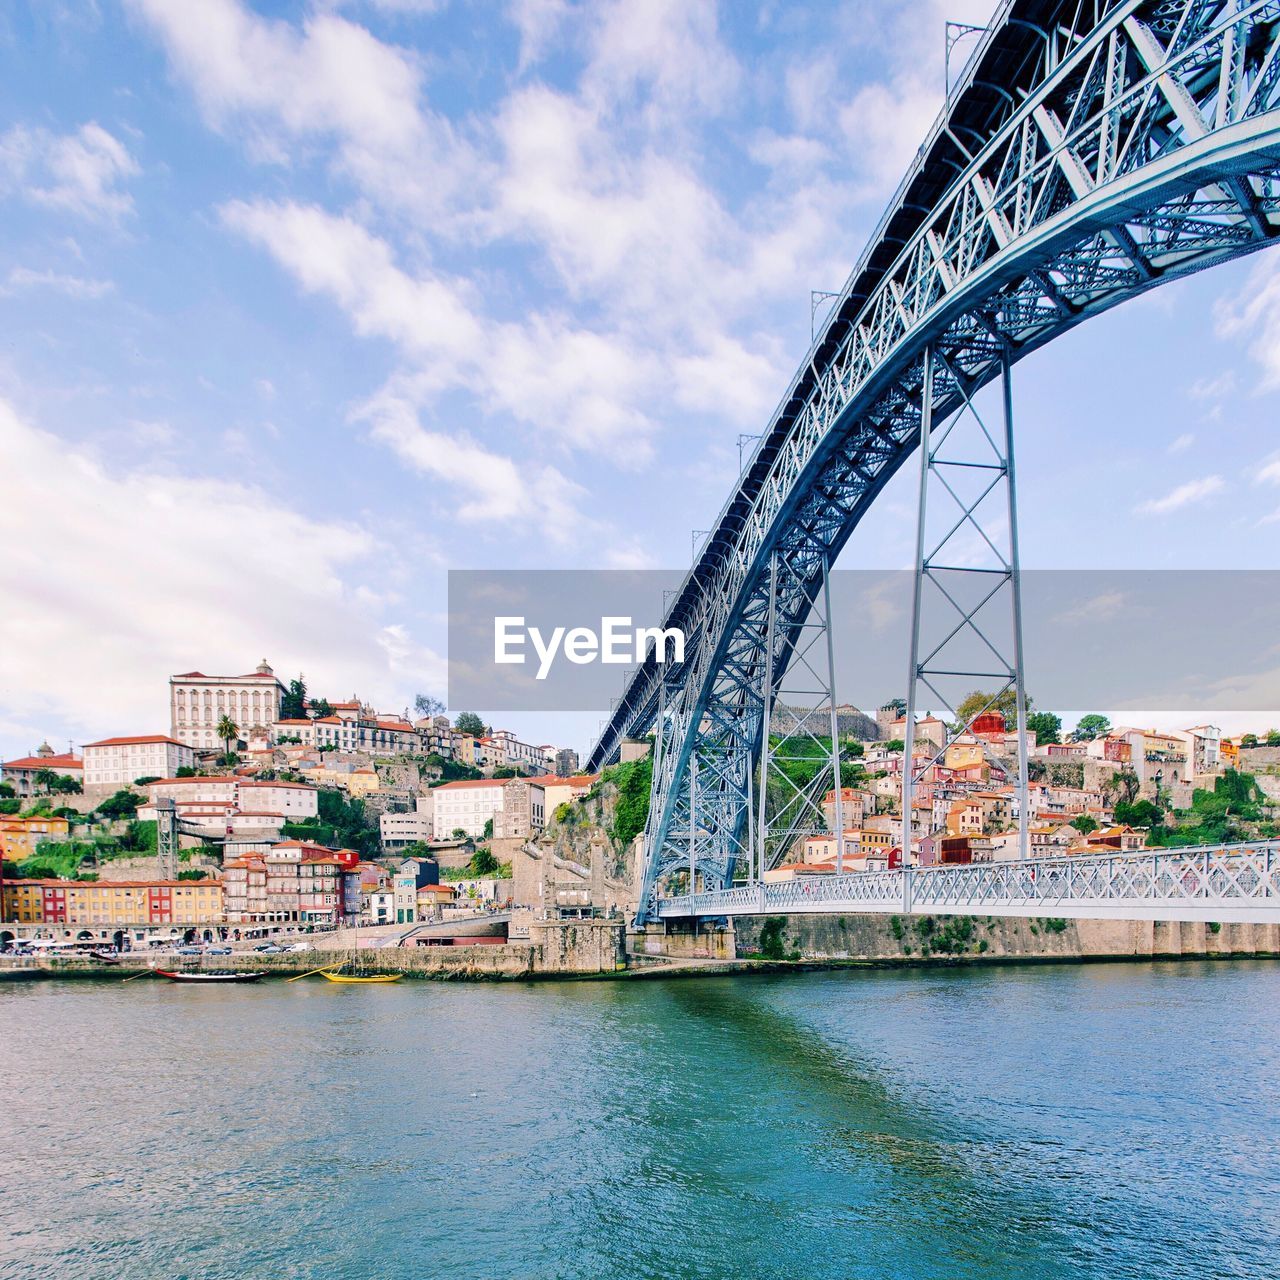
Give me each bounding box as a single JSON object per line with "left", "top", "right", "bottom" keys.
{"left": 755, "top": 916, "right": 799, "bottom": 961}
{"left": 912, "top": 914, "right": 979, "bottom": 956}
{"left": 1144, "top": 769, "right": 1268, "bottom": 848}
{"left": 280, "top": 788, "right": 379, "bottom": 855}
{"left": 1026, "top": 711, "right": 1062, "bottom": 746}
{"left": 1041, "top": 918, "right": 1069, "bottom": 933}
{"left": 1241, "top": 733, "right": 1259, "bottom": 749}
{"left": 0, "top": 797, "right": 19, "bottom": 815}
{"left": 216, "top": 714, "right": 239, "bottom": 757}
{"left": 1208, "top": 921, "right": 1222, "bottom": 934}
{"left": 482, "top": 817, "right": 494, "bottom": 840}
{"left": 175, "top": 766, "right": 197, "bottom": 778}
{"left": 885, "top": 739, "right": 904, "bottom": 753}
{"left": 469, "top": 849, "right": 499, "bottom": 876}
{"left": 177, "top": 868, "right": 209, "bottom": 881}
{"left": 424, "top": 753, "right": 483, "bottom": 783}
{"left": 134, "top": 776, "right": 161, "bottom": 786}
{"left": 280, "top": 678, "right": 308, "bottom": 720}
{"left": 1072, "top": 815, "right": 1098, "bottom": 835}
{"left": 1073, "top": 713, "right": 1111, "bottom": 740}
{"left": 310, "top": 697, "right": 334, "bottom": 718}
{"left": 553, "top": 801, "right": 574, "bottom": 825}
{"left": 607, "top": 755, "right": 653, "bottom": 846}
{"left": 454, "top": 712, "right": 486, "bottom": 737}
{"left": 0, "top": 782, "right": 12, "bottom": 798}
{"left": 95, "top": 789, "right": 142, "bottom": 821}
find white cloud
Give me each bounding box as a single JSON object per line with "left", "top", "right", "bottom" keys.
{"left": 0, "top": 122, "right": 138, "bottom": 220}
{"left": 0, "top": 400, "right": 442, "bottom": 747}
{"left": 1215, "top": 254, "right": 1280, "bottom": 390}
{"left": 221, "top": 198, "right": 659, "bottom": 462}
{"left": 1, "top": 266, "right": 114, "bottom": 298}
{"left": 1134, "top": 475, "right": 1225, "bottom": 516}
{"left": 1189, "top": 370, "right": 1235, "bottom": 400}
{"left": 126, "top": 0, "right": 476, "bottom": 221}
{"left": 1254, "top": 455, "right": 1280, "bottom": 486}
{"left": 355, "top": 388, "right": 587, "bottom": 543}
{"left": 1167, "top": 432, "right": 1194, "bottom": 454}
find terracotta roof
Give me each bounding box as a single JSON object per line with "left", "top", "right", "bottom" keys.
{"left": 433, "top": 778, "right": 506, "bottom": 791}
{"left": 83, "top": 735, "right": 188, "bottom": 748}
{"left": 146, "top": 776, "right": 235, "bottom": 787}
{"left": 239, "top": 779, "right": 316, "bottom": 791}
{"left": 2, "top": 753, "right": 82, "bottom": 771}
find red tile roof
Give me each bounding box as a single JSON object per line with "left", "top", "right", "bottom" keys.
{"left": 2, "top": 753, "right": 82, "bottom": 771}
{"left": 83, "top": 735, "right": 188, "bottom": 748}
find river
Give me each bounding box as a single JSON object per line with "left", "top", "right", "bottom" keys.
{"left": 2, "top": 960, "right": 1278, "bottom": 1279}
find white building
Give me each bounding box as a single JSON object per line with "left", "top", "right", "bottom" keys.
{"left": 82, "top": 736, "right": 194, "bottom": 791}
{"left": 380, "top": 808, "right": 435, "bottom": 852}
{"left": 169, "top": 660, "right": 288, "bottom": 751}
{"left": 431, "top": 779, "right": 507, "bottom": 839}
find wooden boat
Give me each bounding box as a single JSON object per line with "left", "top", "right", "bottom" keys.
{"left": 319, "top": 969, "right": 401, "bottom": 984}
{"left": 154, "top": 969, "right": 263, "bottom": 984}
{"left": 89, "top": 950, "right": 122, "bottom": 965}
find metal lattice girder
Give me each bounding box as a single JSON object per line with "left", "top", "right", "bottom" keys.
{"left": 656, "top": 841, "right": 1280, "bottom": 926}
{"left": 902, "top": 344, "right": 1030, "bottom": 863}
{"left": 588, "top": 0, "right": 1280, "bottom": 924}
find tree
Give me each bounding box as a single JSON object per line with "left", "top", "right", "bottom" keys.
{"left": 175, "top": 765, "right": 197, "bottom": 778}
{"left": 0, "top": 781, "right": 14, "bottom": 799}
{"left": 1242, "top": 733, "right": 1259, "bottom": 749}
{"left": 96, "top": 789, "right": 142, "bottom": 821}
{"left": 33, "top": 767, "right": 58, "bottom": 795}
{"left": 310, "top": 698, "right": 334, "bottom": 719}
{"left": 1115, "top": 798, "right": 1162, "bottom": 829}
{"left": 450, "top": 827, "right": 468, "bottom": 841}
{"left": 1072, "top": 815, "right": 1099, "bottom": 835}
{"left": 1267, "top": 730, "right": 1280, "bottom": 747}
{"left": 280, "top": 678, "right": 308, "bottom": 720}
{"left": 216, "top": 714, "right": 239, "bottom": 758}
{"left": 1105, "top": 767, "right": 1141, "bottom": 805}
{"left": 415, "top": 693, "right": 445, "bottom": 719}
{"left": 134, "top": 776, "right": 161, "bottom": 787}
{"left": 482, "top": 817, "right": 494, "bottom": 840}
{"left": 468, "top": 848, "right": 499, "bottom": 876}
{"left": 885, "top": 739, "right": 905, "bottom": 754}
{"left": 1026, "top": 711, "right": 1062, "bottom": 746}
{"left": 53, "top": 774, "right": 82, "bottom": 794}
{"left": 454, "top": 712, "right": 486, "bottom": 737}
{"left": 1073, "top": 713, "right": 1111, "bottom": 741}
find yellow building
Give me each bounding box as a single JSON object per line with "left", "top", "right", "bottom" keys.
{"left": 347, "top": 767, "right": 381, "bottom": 797}
{"left": 453, "top": 734, "right": 476, "bottom": 766}
{"left": 0, "top": 814, "right": 71, "bottom": 860}
{"left": 943, "top": 740, "right": 986, "bottom": 771}
{"left": 2, "top": 880, "right": 46, "bottom": 923}
{"left": 1, "top": 878, "right": 223, "bottom": 926}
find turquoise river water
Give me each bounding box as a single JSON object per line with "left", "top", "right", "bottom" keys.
{"left": 1, "top": 960, "right": 1278, "bottom": 1279}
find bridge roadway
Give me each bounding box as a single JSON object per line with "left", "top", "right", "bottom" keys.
{"left": 654, "top": 841, "right": 1280, "bottom": 926}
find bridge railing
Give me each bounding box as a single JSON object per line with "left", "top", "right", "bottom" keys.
{"left": 654, "top": 842, "right": 1280, "bottom": 921}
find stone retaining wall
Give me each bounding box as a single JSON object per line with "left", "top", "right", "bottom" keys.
{"left": 733, "top": 913, "right": 1280, "bottom": 962}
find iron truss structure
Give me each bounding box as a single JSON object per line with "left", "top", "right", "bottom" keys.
{"left": 656, "top": 841, "right": 1280, "bottom": 925}
{"left": 586, "top": 0, "right": 1280, "bottom": 924}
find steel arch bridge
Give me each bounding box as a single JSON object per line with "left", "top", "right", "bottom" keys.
{"left": 586, "top": 0, "right": 1280, "bottom": 925}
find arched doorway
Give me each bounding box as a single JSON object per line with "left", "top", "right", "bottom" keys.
{"left": 112, "top": 930, "right": 125, "bottom": 952}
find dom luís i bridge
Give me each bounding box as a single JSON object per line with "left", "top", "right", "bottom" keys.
{"left": 586, "top": 0, "right": 1280, "bottom": 929}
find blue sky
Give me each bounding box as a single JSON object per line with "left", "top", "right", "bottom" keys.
{"left": 2, "top": 0, "right": 1279, "bottom": 761}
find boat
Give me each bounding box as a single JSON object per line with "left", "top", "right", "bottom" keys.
{"left": 154, "top": 969, "right": 264, "bottom": 984}
{"left": 319, "top": 970, "right": 401, "bottom": 984}
{"left": 89, "top": 950, "right": 122, "bottom": 965}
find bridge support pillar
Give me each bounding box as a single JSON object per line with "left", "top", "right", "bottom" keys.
{"left": 903, "top": 343, "right": 1030, "bottom": 865}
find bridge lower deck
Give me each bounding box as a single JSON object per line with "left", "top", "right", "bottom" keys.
{"left": 655, "top": 843, "right": 1280, "bottom": 926}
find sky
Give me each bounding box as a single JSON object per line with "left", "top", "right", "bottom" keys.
{"left": 2, "top": 0, "right": 1280, "bottom": 762}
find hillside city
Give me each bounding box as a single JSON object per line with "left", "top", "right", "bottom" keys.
{"left": 2, "top": 658, "right": 1278, "bottom": 953}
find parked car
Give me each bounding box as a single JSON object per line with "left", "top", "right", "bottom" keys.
{"left": 177, "top": 945, "right": 203, "bottom": 955}
{"left": 254, "top": 942, "right": 284, "bottom": 953}
{"left": 204, "top": 944, "right": 232, "bottom": 955}
{"left": 285, "top": 941, "right": 311, "bottom": 952}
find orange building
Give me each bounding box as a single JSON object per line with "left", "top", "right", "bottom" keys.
{"left": 0, "top": 815, "right": 71, "bottom": 861}
{"left": 1, "top": 878, "right": 222, "bottom": 925}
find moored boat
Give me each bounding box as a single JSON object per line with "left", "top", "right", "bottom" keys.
{"left": 319, "top": 970, "right": 401, "bottom": 983}
{"left": 154, "top": 969, "right": 263, "bottom": 984}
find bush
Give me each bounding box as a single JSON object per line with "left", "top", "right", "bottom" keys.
{"left": 609, "top": 756, "right": 653, "bottom": 846}
{"left": 95, "top": 789, "right": 142, "bottom": 821}
{"left": 758, "top": 916, "right": 789, "bottom": 960}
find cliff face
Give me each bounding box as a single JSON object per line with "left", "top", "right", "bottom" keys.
{"left": 536, "top": 774, "right": 639, "bottom": 891}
